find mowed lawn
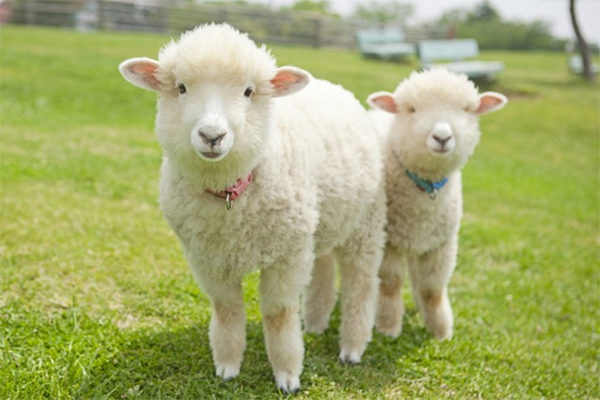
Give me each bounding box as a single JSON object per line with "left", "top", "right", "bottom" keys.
{"left": 1, "top": 26, "right": 598, "bottom": 399}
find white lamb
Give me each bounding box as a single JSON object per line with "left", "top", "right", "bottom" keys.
{"left": 367, "top": 69, "right": 507, "bottom": 340}
{"left": 118, "top": 23, "right": 385, "bottom": 393}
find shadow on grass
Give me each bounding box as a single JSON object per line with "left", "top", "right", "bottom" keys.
{"left": 478, "top": 75, "right": 598, "bottom": 98}
{"left": 475, "top": 80, "right": 540, "bottom": 99}
{"left": 524, "top": 75, "right": 597, "bottom": 89}
{"left": 79, "top": 308, "right": 431, "bottom": 398}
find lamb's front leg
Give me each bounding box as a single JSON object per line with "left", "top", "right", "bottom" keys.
{"left": 410, "top": 239, "right": 457, "bottom": 340}
{"left": 199, "top": 278, "right": 246, "bottom": 380}
{"left": 259, "top": 263, "right": 310, "bottom": 394}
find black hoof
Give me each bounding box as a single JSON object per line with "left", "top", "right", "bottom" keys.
{"left": 278, "top": 386, "right": 300, "bottom": 395}
{"left": 338, "top": 356, "right": 359, "bottom": 366}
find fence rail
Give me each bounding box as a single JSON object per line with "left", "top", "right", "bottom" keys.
{"left": 4, "top": 0, "right": 444, "bottom": 49}
{"left": 6, "top": 0, "right": 368, "bottom": 48}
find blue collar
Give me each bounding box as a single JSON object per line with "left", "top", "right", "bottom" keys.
{"left": 405, "top": 169, "right": 448, "bottom": 199}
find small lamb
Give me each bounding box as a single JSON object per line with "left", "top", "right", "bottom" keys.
{"left": 367, "top": 69, "right": 507, "bottom": 340}
{"left": 119, "top": 23, "right": 385, "bottom": 393}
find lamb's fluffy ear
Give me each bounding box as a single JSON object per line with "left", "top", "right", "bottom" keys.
{"left": 270, "top": 66, "right": 310, "bottom": 97}
{"left": 476, "top": 92, "right": 507, "bottom": 115}
{"left": 367, "top": 91, "right": 398, "bottom": 114}
{"left": 119, "top": 57, "right": 162, "bottom": 92}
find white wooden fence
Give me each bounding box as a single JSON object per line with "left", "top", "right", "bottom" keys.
{"left": 5, "top": 0, "right": 444, "bottom": 49}
{"left": 6, "top": 0, "right": 374, "bottom": 49}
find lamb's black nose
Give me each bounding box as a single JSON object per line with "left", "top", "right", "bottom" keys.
{"left": 198, "top": 131, "right": 226, "bottom": 147}
{"left": 433, "top": 135, "right": 451, "bottom": 146}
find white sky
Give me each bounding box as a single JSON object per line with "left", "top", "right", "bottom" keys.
{"left": 254, "top": 0, "right": 600, "bottom": 43}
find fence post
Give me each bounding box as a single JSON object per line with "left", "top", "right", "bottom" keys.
{"left": 97, "top": 0, "right": 106, "bottom": 30}
{"left": 26, "top": 0, "right": 35, "bottom": 25}
{"left": 313, "top": 17, "right": 321, "bottom": 48}
{"left": 219, "top": 6, "right": 228, "bottom": 23}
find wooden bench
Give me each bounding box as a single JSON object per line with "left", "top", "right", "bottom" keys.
{"left": 356, "top": 29, "right": 415, "bottom": 60}
{"left": 418, "top": 39, "right": 504, "bottom": 80}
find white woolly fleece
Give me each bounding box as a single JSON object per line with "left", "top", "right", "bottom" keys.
{"left": 157, "top": 24, "right": 277, "bottom": 93}
{"left": 368, "top": 68, "right": 506, "bottom": 341}
{"left": 119, "top": 23, "right": 386, "bottom": 392}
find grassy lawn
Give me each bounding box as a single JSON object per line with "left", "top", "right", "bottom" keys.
{"left": 1, "top": 26, "right": 598, "bottom": 399}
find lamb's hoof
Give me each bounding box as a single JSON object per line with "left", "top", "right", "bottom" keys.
{"left": 339, "top": 349, "right": 362, "bottom": 365}
{"left": 432, "top": 327, "right": 453, "bottom": 341}
{"left": 375, "top": 299, "right": 405, "bottom": 338}
{"left": 215, "top": 363, "right": 240, "bottom": 381}
{"left": 304, "top": 322, "right": 328, "bottom": 335}
{"left": 376, "top": 322, "right": 402, "bottom": 338}
{"left": 426, "top": 313, "right": 453, "bottom": 341}
{"left": 275, "top": 371, "right": 300, "bottom": 394}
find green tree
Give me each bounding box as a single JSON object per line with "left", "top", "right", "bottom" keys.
{"left": 352, "top": 0, "right": 414, "bottom": 27}
{"left": 289, "top": 0, "right": 339, "bottom": 17}
{"left": 432, "top": 0, "right": 566, "bottom": 51}
{"left": 291, "top": 0, "right": 327, "bottom": 13}
{"left": 467, "top": 0, "right": 500, "bottom": 22}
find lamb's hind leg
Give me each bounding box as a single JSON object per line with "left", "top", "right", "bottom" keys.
{"left": 376, "top": 245, "right": 406, "bottom": 338}
{"left": 303, "top": 254, "right": 336, "bottom": 334}
{"left": 337, "top": 201, "right": 385, "bottom": 364}
{"left": 410, "top": 240, "right": 457, "bottom": 340}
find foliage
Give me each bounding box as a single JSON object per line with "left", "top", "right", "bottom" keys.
{"left": 352, "top": 0, "right": 414, "bottom": 27}
{"left": 436, "top": 0, "right": 567, "bottom": 51}
{"left": 1, "top": 26, "right": 599, "bottom": 399}
{"left": 289, "top": 0, "right": 339, "bottom": 18}
{"left": 205, "top": 0, "right": 269, "bottom": 9}
{"left": 468, "top": 1, "right": 501, "bottom": 21}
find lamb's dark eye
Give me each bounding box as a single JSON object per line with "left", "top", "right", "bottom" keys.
{"left": 177, "top": 83, "right": 186, "bottom": 94}
{"left": 244, "top": 87, "right": 253, "bottom": 98}
{"left": 408, "top": 106, "right": 416, "bottom": 113}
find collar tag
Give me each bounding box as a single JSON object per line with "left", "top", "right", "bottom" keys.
{"left": 405, "top": 169, "right": 448, "bottom": 200}
{"left": 206, "top": 172, "right": 254, "bottom": 210}
{"left": 225, "top": 192, "right": 232, "bottom": 210}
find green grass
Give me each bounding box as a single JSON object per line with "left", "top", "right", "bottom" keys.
{"left": 1, "top": 26, "right": 599, "bottom": 399}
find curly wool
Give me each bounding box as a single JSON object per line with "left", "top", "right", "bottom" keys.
{"left": 157, "top": 23, "right": 277, "bottom": 94}
{"left": 121, "top": 23, "right": 386, "bottom": 392}
{"left": 368, "top": 68, "right": 506, "bottom": 341}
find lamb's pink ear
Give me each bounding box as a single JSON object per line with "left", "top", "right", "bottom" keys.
{"left": 476, "top": 92, "right": 507, "bottom": 115}
{"left": 119, "top": 57, "right": 162, "bottom": 92}
{"left": 367, "top": 91, "right": 398, "bottom": 114}
{"left": 270, "top": 66, "right": 310, "bottom": 97}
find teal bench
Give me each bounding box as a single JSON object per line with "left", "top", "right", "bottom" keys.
{"left": 568, "top": 55, "right": 599, "bottom": 75}
{"left": 356, "top": 29, "right": 415, "bottom": 60}
{"left": 418, "top": 39, "right": 504, "bottom": 80}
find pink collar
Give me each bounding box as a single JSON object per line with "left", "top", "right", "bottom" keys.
{"left": 205, "top": 172, "right": 254, "bottom": 210}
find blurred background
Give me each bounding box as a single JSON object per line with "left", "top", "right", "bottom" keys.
{"left": 2, "top": 0, "right": 598, "bottom": 52}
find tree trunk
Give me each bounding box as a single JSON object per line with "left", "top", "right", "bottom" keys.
{"left": 569, "top": 0, "right": 595, "bottom": 82}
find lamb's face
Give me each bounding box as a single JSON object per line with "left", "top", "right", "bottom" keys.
{"left": 368, "top": 69, "right": 507, "bottom": 177}
{"left": 155, "top": 75, "right": 267, "bottom": 164}
{"left": 393, "top": 99, "right": 482, "bottom": 174}
{"left": 150, "top": 67, "right": 308, "bottom": 169}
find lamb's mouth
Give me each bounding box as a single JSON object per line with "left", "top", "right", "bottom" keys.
{"left": 200, "top": 151, "right": 222, "bottom": 159}
{"left": 430, "top": 147, "right": 451, "bottom": 155}
{"left": 195, "top": 148, "right": 228, "bottom": 162}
